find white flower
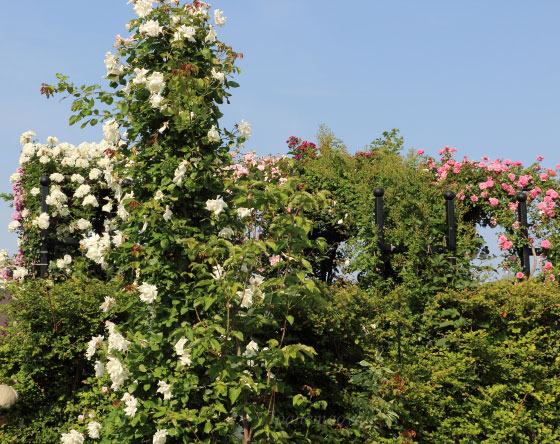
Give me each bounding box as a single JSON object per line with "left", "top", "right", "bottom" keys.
{"left": 174, "top": 338, "right": 192, "bottom": 366}
{"left": 20, "top": 130, "right": 36, "bottom": 145}
{"left": 133, "top": 0, "right": 153, "bottom": 18}
{"left": 30, "top": 187, "right": 40, "bottom": 196}
{"left": 236, "top": 208, "right": 252, "bottom": 219}
{"left": 36, "top": 213, "right": 50, "bottom": 230}
{"left": 71, "top": 174, "right": 85, "bottom": 184}
{"left": 139, "top": 19, "right": 163, "bottom": 37}
{"left": 170, "top": 15, "right": 181, "bottom": 25}
{"left": 74, "top": 184, "right": 91, "bottom": 198}
{"left": 250, "top": 274, "right": 265, "bottom": 287}
{"left": 149, "top": 93, "right": 165, "bottom": 109}
{"left": 153, "top": 429, "right": 168, "bottom": 444}
{"left": 83, "top": 195, "right": 99, "bottom": 207}
{"left": 163, "top": 205, "right": 173, "bottom": 221}
{"left": 100, "top": 296, "right": 116, "bottom": 312}
{"left": 211, "top": 264, "right": 224, "bottom": 280}
{"left": 22, "top": 143, "right": 36, "bottom": 156}
{"left": 77, "top": 218, "right": 92, "bottom": 231}
{"left": 94, "top": 360, "right": 105, "bottom": 377}
{"left": 81, "top": 233, "right": 111, "bottom": 265}
{"left": 173, "top": 25, "right": 196, "bottom": 42}
{"left": 8, "top": 220, "right": 20, "bottom": 232}
{"left": 46, "top": 136, "right": 59, "bottom": 145}
{"left": 133, "top": 67, "right": 149, "bottom": 85}
{"left": 49, "top": 173, "right": 65, "bottom": 183}
{"left": 214, "top": 9, "right": 226, "bottom": 26}
{"left": 236, "top": 288, "right": 254, "bottom": 309}
{"left": 238, "top": 120, "right": 251, "bottom": 139}
{"left": 205, "top": 195, "right": 227, "bottom": 215}
{"left": 175, "top": 338, "right": 188, "bottom": 356}
{"left": 106, "top": 321, "right": 130, "bottom": 354}
{"left": 173, "top": 160, "right": 188, "bottom": 185}
{"left": 210, "top": 68, "right": 225, "bottom": 84}
{"left": 106, "top": 356, "right": 129, "bottom": 390}
{"left": 60, "top": 429, "right": 84, "bottom": 444}
{"left": 103, "top": 120, "right": 120, "bottom": 145}
{"left": 154, "top": 190, "right": 164, "bottom": 201}
{"left": 205, "top": 27, "right": 217, "bottom": 43}
{"left": 56, "top": 255, "right": 72, "bottom": 269}
{"left": 89, "top": 168, "right": 102, "bottom": 180}
{"left": 218, "top": 227, "right": 234, "bottom": 239}
{"left": 157, "top": 380, "right": 172, "bottom": 400}
{"left": 138, "top": 282, "right": 158, "bottom": 303}
{"left": 121, "top": 392, "right": 138, "bottom": 417}
{"left": 12, "top": 267, "right": 28, "bottom": 281}
{"left": 207, "top": 125, "right": 221, "bottom": 143}
{"left": 102, "top": 198, "right": 114, "bottom": 213}
{"left": 86, "top": 335, "right": 104, "bottom": 360}
{"left": 147, "top": 72, "right": 165, "bottom": 94}
{"left": 87, "top": 421, "right": 102, "bottom": 439}
{"left": 244, "top": 340, "right": 259, "bottom": 358}
{"left": 113, "top": 231, "right": 124, "bottom": 247}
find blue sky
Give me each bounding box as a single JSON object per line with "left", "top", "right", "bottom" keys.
{"left": 1, "top": 1, "right": 559, "bottom": 255}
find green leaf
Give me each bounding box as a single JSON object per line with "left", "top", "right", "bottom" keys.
{"left": 229, "top": 386, "right": 241, "bottom": 404}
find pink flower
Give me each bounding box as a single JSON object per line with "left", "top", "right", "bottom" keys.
{"left": 481, "top": 191, "right": 489, "bottom": 198}
{"left": 516, "top": 272, "right": 525, "bottom": 279}
{"left": 479, "top": 182, "right": 487, "bottom": 190}
{"left": 498, "top": 235, "right": 513, "bottom": 251}
{"left": 508, "top": 173, "right": 516, "bottom": 182}
{"left": 540, "top": 173, "right": 549, "bottom": 181}
{"left": 537, "top": 155, "right": 544, "bottom": 161}
{"left": 470, "top": 195, "right": 478, "bottom": 202}
{"left": 541, "top": 240, "right": 551, "bottom": 249}
{"left": 544, "top": 262, "right": 553, "bottom": 270}
{"left": 490, "top": 216, "right": 497, "bottom": 226}
{"left": 269, "top": 255, "right": 281, "bottom": 266}
{"left": 546, "top": 189, "right": 559, "bottom": 199}
{"left": 513, "top": 221, "right": 520, "bottom": 229}
{"left": 489, "top": 198, "right": 499, "bottom": 207}
{"left": 416, "top": 149, "right": 424, "bottom": 155}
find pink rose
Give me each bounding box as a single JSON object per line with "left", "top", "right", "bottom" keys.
{"left": 516, "top": 272, "right": 525, "bottom": 279}
{"left": 470, "top": 195, "right": 478, "bottom": 202}
{"left": 537, "top": 155, "right": 544, "bottom": 161}
{"left": 544, "top": 262, "right": 553, "bottom": 270}
{"left": 270, "top": 255, "right": 281, "bottom": 266}
{"left": 541, "top": 240, "right": 551, "bottom": 249}
{"left": 416, "top": 149, "right": 424, "bottom": 155}
{"left": 489, "top": 198, "right": 499, "bottom": 207}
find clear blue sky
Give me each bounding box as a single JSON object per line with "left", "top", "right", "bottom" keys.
{"left": 1, "top": 1, "right": 559, "bottom": 255}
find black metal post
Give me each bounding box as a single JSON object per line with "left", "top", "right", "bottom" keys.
{"left": 38, "top": 176, "right": 51, "bottom": 279}
{"left": 444, "top": 190, "right": 456, "bottom": 265}
{"left": 516, "top": 192, "right": 530, "bottom": 277}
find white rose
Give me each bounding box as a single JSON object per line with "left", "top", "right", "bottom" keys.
{"left": 238, "top": 120, "right": 251, "bottom": 139}
{"left": 210, "top": 68, "right": 225, "bottom": 84}
{"left": 147, "top": 72, "right": 165, "bottom": 94}
{"left": 207, "top": 125, "right": 220, "bottom": 142}
{"left": 139, "top": 19, "right": 163, "bottom": 37}
{"left": 138, "top": 282, "right": 158, "bottom": 303}
{"left": 205, "top": 195, "right": 227, "bottom": 215}
{"left": 103, "top": 120, "right": 120, "bottom": 145}
{"left": 214, "top": 9, "right": 227, "bottom": 26}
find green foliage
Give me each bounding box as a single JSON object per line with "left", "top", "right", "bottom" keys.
{"left": 0, "top": 275, "right": 131, "bottom": 444}
{"left": 366, "top": 280, "right": 560, "bottom": 443}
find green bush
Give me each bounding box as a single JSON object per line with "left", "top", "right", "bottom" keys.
{"left": 370, "top": 280, "right": 560, "bottom": 443}
{"left": 0, "top": 274, "right": 131, "bottom": 444}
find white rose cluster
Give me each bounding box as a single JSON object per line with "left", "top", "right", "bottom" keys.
{"left": 121, "top": 392, "right": 138, "bottom": 417}
{"left": 80, "top": 232, "right": 111, "bottom": 265}
{"left": 173, "top": 159, "right": 189, "bottom": 185}
{"left": 106, "top": 356, "right": 129, "bottom": 390}
{"left": 61, "top": 429, "right": 84, "bottom": 444}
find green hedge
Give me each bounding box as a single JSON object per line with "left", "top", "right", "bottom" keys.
{"left": 0, "top": 275, "right": 131, "bottom": 444}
